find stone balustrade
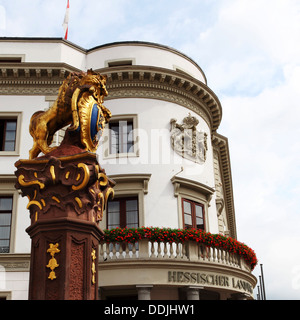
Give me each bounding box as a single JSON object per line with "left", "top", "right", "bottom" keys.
{"left": 99, "top": 239, "right": 251, "bottom": 272}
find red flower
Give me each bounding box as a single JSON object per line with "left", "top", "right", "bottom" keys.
{"left": 101, "top": 227, "right": 258, "bottom": 270}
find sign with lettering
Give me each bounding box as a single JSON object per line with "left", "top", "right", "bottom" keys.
{"left": 168, "top": 271, "right": 253, "bottom": 294}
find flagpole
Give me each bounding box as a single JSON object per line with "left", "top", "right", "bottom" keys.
{"left": 260, "top": 264, "right": 267, "bottom": 300}
{"left": 62, "top": 0, "right": 70, "bottom": 40}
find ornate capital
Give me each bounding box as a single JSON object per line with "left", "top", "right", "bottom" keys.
{"left": 15, "top": 152, "right": 115, "bottom": 226}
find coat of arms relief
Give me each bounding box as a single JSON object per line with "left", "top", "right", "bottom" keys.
{"left": 170, "top": 113, "right": 208, "bottom": 163}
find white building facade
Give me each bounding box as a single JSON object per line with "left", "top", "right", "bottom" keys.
{"left": 0, "top": 38, "right": 256, "bottom": 300}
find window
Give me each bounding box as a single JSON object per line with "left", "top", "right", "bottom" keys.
{"left": 0, "top": 57, "right": 22, "bottom": 63}
{"left": 182, "top": 199, "right": 204, "bottom": 230}
{"left": 108, "top": 60, "right": 133, "bottom": 67}
{"left": 107, "top": 197, "right": 139, "bottom": 229}
{"left": 171, "top": 176, "right": 213, "bottom": 231}
{"left": 0, "top": 119, "right": 17, "bottom": 151}
{"left": 109, "top": 120, "right": 134, "bottom": 154}
{"left": 99, "top": 174, "right": 150, "bottom": 232}
{"left": 0, "top": 113, "right": 22, "bottom": 155}
{"left": 0, "top": 196, "right": 13, "bottom": 253}
{"left": 102, "top": 114, "right": 138, "bottom": 159}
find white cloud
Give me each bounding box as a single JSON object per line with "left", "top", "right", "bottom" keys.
{"left": 0, "top": 0, "right": 65, "bottom": 37}
{"left": 218, "top": 60, "right": 300, "bottom": 299}
{"left": 179, "top": 0, "right": 300, "bottom": 97}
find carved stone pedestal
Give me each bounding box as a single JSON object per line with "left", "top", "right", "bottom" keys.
{"left": 15, "top": 152, "right": 114, "bottom": 300}
{"left": 26, "top": 217, "right": 102, "bottom": 300}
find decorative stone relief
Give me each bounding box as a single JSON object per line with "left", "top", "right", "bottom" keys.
{"left": 213, "top": 150, "right": 228, "bottom": 235}
{"left": 170, "top": 113, "right": 208, "bottom": 164}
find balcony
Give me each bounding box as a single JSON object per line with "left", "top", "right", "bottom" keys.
{"left": 98, "top": 228, "right": 257, "bottom": 299}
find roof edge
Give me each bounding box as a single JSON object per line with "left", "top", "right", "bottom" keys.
{"left": 88, "top": 40, "right": 207, "bottom": 84}
{"left": 0, "top": 37, "right": 207, "bottom": 84}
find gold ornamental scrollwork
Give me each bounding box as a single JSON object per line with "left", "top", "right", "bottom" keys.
{"left": 91, "top": 248, "right": 96, "bottom": 285}
{"left": 72, "top": 163, "right": 90, "bottom": 191}
{"left": 46, "top": 243, "right": 60, "bottom": 280}
{"left": 50, "top": 165, "right": 56, "bottom": 184}
{"left": 18, "top": 174, "right": 45, "bottom": 189}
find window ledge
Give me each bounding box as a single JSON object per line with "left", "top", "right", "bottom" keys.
{"left": 103, "top": 152, "right": 138, "bottom": 160}
{"left": 108, "top": 173, "right": 151, "bottom": 194}
{"left": 171, "top": 175, "right": 214, "bottom": 203}
{"left": 0, "top": 151, "right": 20, "bottom": 156}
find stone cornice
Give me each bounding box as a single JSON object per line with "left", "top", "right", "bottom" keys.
{"left": 212, "top": 133, "right": 237, "bottom": 239}
{"left": 97, "top": 65, "right": 222, "bottom": 132}
{"left": 0, "top": 62, "right": 81, "bottom": 77}
{"left": 0, "top": 63, "right": 222, "bottom": 132}
{"left": 0, "top": 62, "right": 80, "bottom": 95}
{"left": 0, "top": 253, "right": 30, "bottom": 271}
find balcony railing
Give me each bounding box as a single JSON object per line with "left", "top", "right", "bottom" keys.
{"left": 99, "top": 227, "right": 257, "bottom": 272}
{"left": 99, "top": 239, "right": 251, "bottom": 272}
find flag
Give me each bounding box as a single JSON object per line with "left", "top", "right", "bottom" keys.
{"left": 62, "top": 0, "right": 70, "bottom": 40}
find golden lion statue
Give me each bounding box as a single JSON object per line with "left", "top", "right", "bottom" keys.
{"left": 29, "top": 69, "right": 111, "bottom": 159}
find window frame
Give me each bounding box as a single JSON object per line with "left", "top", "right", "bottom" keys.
{"left": 109, "top": 119, "right": 134, "bottom": 155}
{"left": 0, "top": 112, "right": 22, "bottom": 156}
{"left": 182, "top": 198, "right": 205, "bottom": 231}
{"left": 106, "top": 196, "right": 139, "bottom": 230}
{"left": 0, "top": 54, "right": 25, "bottom": 63}
{"left": 171, "top": 176, "right": 214, "bottom": 233}
{"left": 0, "top": 119, "right": 17, "bottom": 152}
{"left": 0, "top": 195, "right": 13, "bottom": 253}
{"left": 105, "top": 58, "right": 135, "bottom": 68}
{"left": 0, "top": 291, "right": 12, "bottom": 300}
{"left": 0, "top": 176, "right": 19, "bottom": 254}
{"left": 102, "top": 114, "right": 139, "bottom": 159}
{"left": 99, "top": 174, "right": 151, "bottom": 232}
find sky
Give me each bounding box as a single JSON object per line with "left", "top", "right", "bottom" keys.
{"left": 1, "top": 0, "right": 300, "bottom": 300}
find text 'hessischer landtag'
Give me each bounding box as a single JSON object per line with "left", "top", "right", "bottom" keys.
{"left": 168, "top": 271, "right": 253, "bottom": 294}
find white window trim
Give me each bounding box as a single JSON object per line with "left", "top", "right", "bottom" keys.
{"left": 0, "top": 175, "right": 19, "bottom": 253}
{"left": 0, "top": 112, "right": 22, "bottom": 156}
{"left": 105, "top": 58, "right": 136, "bottom": 67}
{"left": 0, "top": 54, "right": 25, "bottom": 62}
{"left": 102, "top": 114, "right": 139, "bottom": 159}
{"left": 0, "top": 291, "right": 12, "bottom": 300}
{"left": 171, "top": 175, "right": 214, "bottom": 231}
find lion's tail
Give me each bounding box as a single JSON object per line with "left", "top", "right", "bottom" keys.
{"left": 29, "top": 111, "right": 44, "bottom": 136}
